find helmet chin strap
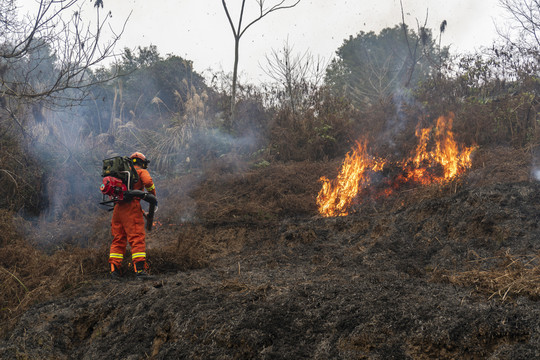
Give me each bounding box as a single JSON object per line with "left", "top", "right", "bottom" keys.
{"left": 132, "top": 157, "right": 149, "bottom": 169}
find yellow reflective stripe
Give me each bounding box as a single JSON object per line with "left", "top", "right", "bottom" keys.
{"left": 109, "top": 253, "right": 124, "bottom": 259}
{"left": 132, "top": 252, "right": 146, "bottom": 259}
{"left": 145, "top": 184, "right": 155, "bottom": 191}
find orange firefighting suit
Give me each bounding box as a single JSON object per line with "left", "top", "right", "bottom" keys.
{"left": 109, "top": 165, "right": 156, "bottom": 268}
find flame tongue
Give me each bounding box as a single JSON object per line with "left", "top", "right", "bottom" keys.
{"left": 317, "top": 114, "right": 475, "bottom": 217}
{"left": 317, "top": 141, "right": 383, "bottom": 217}
{"left": 403, "top": 114, "right": 474, "bottom": 183}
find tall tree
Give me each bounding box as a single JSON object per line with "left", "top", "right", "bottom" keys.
{"left": 221, "top": 0, "right": 300, "bottom": 127}
{"left": 325, "top": 24, "right": 448, "bottom": 108}
{"left": 85, "top": 46, "right": 209, "bottom": 135}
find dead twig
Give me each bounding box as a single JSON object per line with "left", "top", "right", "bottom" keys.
{"left": 0, "top": 266, "right": 28, "bottom": 293}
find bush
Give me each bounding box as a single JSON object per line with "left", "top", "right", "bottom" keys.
{"left": 0, "top": 128, "right": 44, "bottom": 215}
{"left": 268, "top": 87, "right": 360, "bottom": 161}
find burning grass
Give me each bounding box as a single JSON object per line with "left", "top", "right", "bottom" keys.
{"left": 317, "top": 113, "right": 476, "bottom": 217}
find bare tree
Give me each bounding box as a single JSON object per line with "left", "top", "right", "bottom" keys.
{"left": 498, "top": 0, "right": 540, "bottom": 49}
{"left": 263, "top": 40, "right": 326, "bottom": 116}
{"left": 399, "top": 0, "right": 431, "bottom": 88}
{"left": 344, "top": 49, "right": 405, "bottom": 106}
{"left": 489, "top": 0, "right": 539, "bottom": 84}
{"left": 221, "top": 0, "right": 300, "bottom": 126}
{"left": 0, "top": 0, "right": 127, "bottom": 132}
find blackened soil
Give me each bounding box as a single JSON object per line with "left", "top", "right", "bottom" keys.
{"left": 2, "top": 181, "right": 540, "bottom": 359}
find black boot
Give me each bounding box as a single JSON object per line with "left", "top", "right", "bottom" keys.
{"left": 109, "top": 263, "right": 122, "bottom": 280}
{"left": 134, "top": 261, "right": 150, "bottom": 279}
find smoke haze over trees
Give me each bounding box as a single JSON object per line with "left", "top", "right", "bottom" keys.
{"left": 325, "top": 24, "right": 449, "bottom": 108}
{"left": 0, "top": 0, "right": 536, "bottom": 222}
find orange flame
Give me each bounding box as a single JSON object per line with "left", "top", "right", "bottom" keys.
{"left": 317, "top": 113, "right": 475, "bottom": 217}
{"left": 316, "top": 141, "right": 385, "bottom": 217}
{"left": 402, "top": 113, "right": 474, "bottom": 183}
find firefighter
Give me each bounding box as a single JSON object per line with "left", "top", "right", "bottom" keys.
{"left": 109, "top": 152, "right": 156, "bottom": 278}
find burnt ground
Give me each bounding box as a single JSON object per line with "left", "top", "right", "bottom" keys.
{"left": 2, "top": 150, "right": 540, "bottom": 359}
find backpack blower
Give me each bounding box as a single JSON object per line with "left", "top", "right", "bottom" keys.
{"left": 99, "top": 156, "right": 158, "bottom": 231}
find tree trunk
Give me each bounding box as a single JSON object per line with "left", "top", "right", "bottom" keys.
{"left": 229, "top": 35, "right": 241, "bottom": 129}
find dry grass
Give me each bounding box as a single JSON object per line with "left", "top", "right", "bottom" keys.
{"left": 0, "top": 241, "right": 106, "bottom": 335}
{"left": 0, "top": 210, "right": 22, "bottom": 247}
{"left": 465, "top": 146, "right": 531, "bottom": 187}
{"left": 439, "top": 251, "right": 540, "bottom": 302}
{"left": 0, "top": 195, "right": 218, "bottom": 336}
{"left": 188, "top": 160, "right": 334, "bottom": 222}
{"left": 0, "top": 136, "right": 43, "bottom": 215}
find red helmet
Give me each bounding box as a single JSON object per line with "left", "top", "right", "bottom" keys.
{"left": 130, "top": 152, "right": 149, "bottom": 168}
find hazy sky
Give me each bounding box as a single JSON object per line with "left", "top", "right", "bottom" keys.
{"left": 19, "top": 0, "right": 509, "bottom": 83}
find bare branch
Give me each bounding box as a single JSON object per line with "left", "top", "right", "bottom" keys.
{"left": 262, "top": 39, "right": 327, "bottom": 114}
{"left": 498, "top": 0, "right": 540, "bottom": 49}
{"left": 240, "top": 0, "right": 300, "bottom": 37}
{"left": 221, "top": 0, "right": 301, "bottom": 122}
{"left": 221, "top": 0, "right": 239, "bottom": 37}
{"left": 0, "top": 0, "right": 129, "bottom": 105}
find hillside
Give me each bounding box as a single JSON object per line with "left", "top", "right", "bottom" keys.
{"left": 1, "top": 1, "right": 539, "bottom": 358}
{"left": 1, "top": 147, "right": 540, "bottom": 359}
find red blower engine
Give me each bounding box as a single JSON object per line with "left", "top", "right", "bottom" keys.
{"left": 100, "top": 176, "right": 128, "bottom": 201}
{"left": 99, "top": 176, "right": 158, "bottom": 231}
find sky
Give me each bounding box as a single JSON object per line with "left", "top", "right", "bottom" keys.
{"left": 18, "top": 0, "right": 509, "bottom": 83}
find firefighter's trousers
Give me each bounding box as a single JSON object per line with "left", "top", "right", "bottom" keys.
{"left": 109, "top": 199, "right": 147, "bottom": 266}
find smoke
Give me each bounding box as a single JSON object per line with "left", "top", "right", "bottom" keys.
{"left": 145, "top": 125, "right": 259, "bottom": 225}
{"left": 368, "top": 85, "right": 417, "bottom": 161}
{"left": 33, "top": 109, "right": 100, "bottom": 190}
{"left": 531, "top": 147, "right": 540, "bottom": 182}
{"left": 40, "top": 105, "right": 260, "bottom": 239}
{"left": 385, "top": 87, "right": 414, "bottom": 141}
